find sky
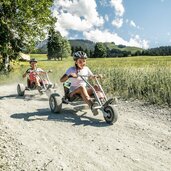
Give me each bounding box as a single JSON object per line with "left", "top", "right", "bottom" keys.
{"left": 52, "top": 0, "right": 171, "bottom": 49}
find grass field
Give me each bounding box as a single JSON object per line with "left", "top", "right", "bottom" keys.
{"left": 1, "top": 54, "right": 171, "bottom": 106}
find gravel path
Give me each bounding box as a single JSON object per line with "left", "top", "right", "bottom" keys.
{"left": 0, "top": 84, "right": 171, "bottom": 171}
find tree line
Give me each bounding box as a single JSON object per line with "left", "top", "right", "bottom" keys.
{"left": 47, "top": 37, "right": 131, "bottom": 60}
{"left": 132, "top": 46, "right": 171, "bottom": 56}
{"left": 70, "top": 44, "right": 171, "bottom": 58}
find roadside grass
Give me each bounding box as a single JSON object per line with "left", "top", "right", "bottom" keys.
{"left": 1, "top": 54, "right": 171, "bottom": 106}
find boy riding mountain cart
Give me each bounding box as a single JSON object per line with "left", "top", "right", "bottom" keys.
{"left": 17, "top": 59, "right": 52, "bottom": 96}
{"left": 23, "top": 58, "right": 44, "bottom": 90}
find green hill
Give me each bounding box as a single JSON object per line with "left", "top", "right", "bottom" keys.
{"left": 69, "top": 40, "right": 143, "bottom": 54}
{"left": 103, "top": 42, "right": 143, "bottom": 54}
{"left": 69, "top": 39, "right": 95, "bottom": 51}
{"left": 36, "top": 39, "right": 143, "bottom": 54}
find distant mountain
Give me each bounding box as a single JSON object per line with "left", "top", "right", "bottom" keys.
{"left": 68, "top": 39, "right": 143, "bottom": 54}
{"left": 35, "top": 39, "right": 48, "bottom": 54}
{"left": 35, "top": 39, "right": 143, "bottom": 55}
{"left": 103, "top": 42, "right": 143, "bottom": 54}
{"left": 69, "top": 39, "right": 95, "bottom": 51}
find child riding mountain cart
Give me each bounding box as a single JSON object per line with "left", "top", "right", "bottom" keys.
{"left": 49, "top": 51, "right": 118, "bottom": 124}
{"left": 49, "top": 74, "right": 118, "bottom": 124}
{"left": 17, "top": 58, "right": 55, "bottom": 96}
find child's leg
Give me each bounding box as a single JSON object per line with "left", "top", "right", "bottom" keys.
{"left": 87, "top": 85, "right": 100, "bottom": 95}
{"left": 93, "top": 84, "right": 100, "bottom": 91}
{"left": 35, "top": 77, "right": 41, "bottom": 87}
{"left": 70, "top": 86, "right": 99, "bottom": 116}
{"left": 70, "top": 86, "right": 93, "bottom": 107}
{"left": 87, "top": 88, "right": 93, "bottom": 96}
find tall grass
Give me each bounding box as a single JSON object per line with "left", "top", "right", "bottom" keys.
{"left": 1, "top": 55, "right": 171, "bottom": 106}
{"left": 88, "top": 56, "right": 171, "bottom": 106}
{"left": 93, "top": 66, "right": 171, "bottom": 106}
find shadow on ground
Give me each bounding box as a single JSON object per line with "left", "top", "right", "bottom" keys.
{"left": 10, "top": 108, "right": 111, "bottom": 127}
{"left": 0, "top": 93, "right": 48, "bottom": 101}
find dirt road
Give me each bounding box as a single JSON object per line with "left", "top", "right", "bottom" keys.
{"left": 0, "top": 84, "right": 171, "bottom": 171}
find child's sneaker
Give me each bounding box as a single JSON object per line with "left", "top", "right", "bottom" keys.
{"left": 37, "top": 86, "right": 43, "bottom": 95}
{"left": 47, "top": 84, "right": 52, "bottom": 90}
{"left": 62, "top": 97, "right": 69, "bottom": 104}
{"left": 91, "top": 102, "right": 99, "bottom": 116}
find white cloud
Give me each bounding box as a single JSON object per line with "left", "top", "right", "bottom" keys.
{"left": 105, "top": 14, "right": 109, "bottom": 22}
{"left": 83, "top": 29, "right": 127, "bottom": 45}
{"left": 112, "top": 18, "right": 123, "bottom": 28}
{"left": 53, "top": 0, "right": 104, "bottom": 34}
{"left": 130, "top": 20, "right": 136, "bottom": 27}
{"left": 83, "top": 29, "right": 149, "bottom": 49}
{"left": 110, "top": 0, "right": 125, "bottom": 28}
{"left": 110, "top": 0, "right": 125, "bottom": 17}
{"left": 52, "top": 0, "right": 149, "bottom": 49}
{"left": 69, "top": 34, "right": 79, "bottom": 40}
{"left": 99, "top": 0, "right": 109, "bottom": 7}
{"left": 55, "top": 22, "right": 69, "bottom": 37}
{"left": 55, "top": 12, "right": 93, "bottom": 31}
{"left": 126, "top": 19, "right": 141, "bottom": 29}
{"left": 128, "top": 35, "right": 149, "bottom": 49}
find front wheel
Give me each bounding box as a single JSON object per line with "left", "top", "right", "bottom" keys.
{"left": 49, "top": 93, "right": 62, "bottom": 113}
{"left": 17, "top": 84, "right": 25, "bottom": 96}
{"left": 103, "top": 105, "right": 118, "bottom": 124}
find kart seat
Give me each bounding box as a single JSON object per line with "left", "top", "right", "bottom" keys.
{"left": 27, "top": 78, "right": 36, "bottom": 89}
{"left": 68, "top": 94, "right": 82, "bottom": 102}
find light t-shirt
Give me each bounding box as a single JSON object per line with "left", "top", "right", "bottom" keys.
{"left": 26, "top": 68, "right": 44, "bottom": 74}
{"left": 65, "top": 66, "right": 93, "bottom": 91}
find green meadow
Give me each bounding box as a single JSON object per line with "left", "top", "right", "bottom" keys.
{"left": 1, "top": 54, "right": 171, "bottom": 106}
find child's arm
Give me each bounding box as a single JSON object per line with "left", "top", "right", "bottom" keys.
{"left": 87, "top": 67, "right": 103, "bottom": 79}
{"left": 36, "top": 68, "right": 46, "bottom": 75}
{"left": 60, "top": 73, "right": 77, "bottom": 82}
{"left": 23, "top": 69, "right": 30, "bottom": 78}
{"left": 89, "top": 74, "right": 103, "bottom": 80}
{"left": 60, "top": 74, "right": 69, "bottom": 82}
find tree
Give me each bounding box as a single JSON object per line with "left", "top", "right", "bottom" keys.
{"left": 94, "top": 42, "right": 107, "bottom": 58}
{"left": 84, "top": 48, "right": 90, "bottom": 57}
{"left": 47, "top": 28, "right": 71, "bottom": 60}
{"left": 89, "top": 50, "right": 93, "bottom": 58}
{"left": 62, "top": 38, "right": 71, "bottom": 59}
{"left": 0, "top": 0, "right": 55, "bottom": 71}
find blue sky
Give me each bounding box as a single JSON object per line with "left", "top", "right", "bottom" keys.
{"left": 52, "top": 0, "right": 171, "bottom": 49}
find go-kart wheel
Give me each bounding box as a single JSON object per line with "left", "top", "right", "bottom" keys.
{"left": 49, "top": 93, "right": 62, "bottom": 113}
{"left": 104, "top": 105, "right": 118, "bottom": 124}
{"left": 17, "top": 84, "right": 25, "bottom": 96}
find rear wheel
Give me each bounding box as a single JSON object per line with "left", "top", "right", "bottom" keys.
{"left": 17, "top": 84, "right": 25, "bottom": 96}
{"left": 49, "top": 93, "right": 62, "bottom": 113}
{"left": 103, "top": 105, "right": 118, "bottom": 124}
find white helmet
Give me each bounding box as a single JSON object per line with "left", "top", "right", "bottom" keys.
{"left": 73, "top": 51, "right": 87, "bottom": 61}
